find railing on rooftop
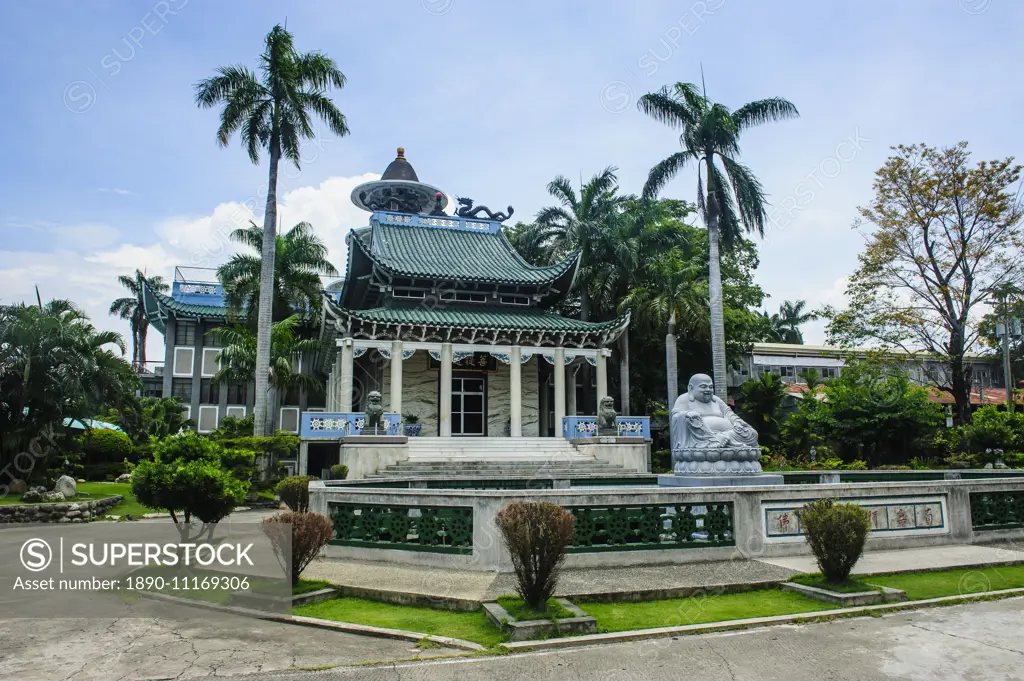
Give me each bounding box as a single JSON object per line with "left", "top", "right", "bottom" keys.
{"left": 174, "top": 266, "right": 220, "bottom": 284}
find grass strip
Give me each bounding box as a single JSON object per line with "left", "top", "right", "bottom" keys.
{"left": 294, "top": 597, "right": 507, "bottom": 647}
{"left": 579, "top": 588, "right": 833, "bottom": 633}
{"left": 864, "top": 563, "right": 1024, "bottom": 600}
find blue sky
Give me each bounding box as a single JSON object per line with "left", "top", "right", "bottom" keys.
{"left": 1, "top": 0, "right": 1021, "bottom": 362}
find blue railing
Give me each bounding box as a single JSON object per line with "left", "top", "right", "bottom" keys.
{"left": 562, "top": 416, "right": 651, "bottom": 440}
{"left": 300, "top": 412, "right": 402, "bottom": 438}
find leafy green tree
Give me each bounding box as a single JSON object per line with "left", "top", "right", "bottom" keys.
{"left": 81, "top": 428, "right": 134, "bottom": 463}
{"left": 218, "top": 221, "right": 338, "bottom": 322}
{"left": 809, "top": 361, "right": 944, "bottom": 466}
{"left": 823, "top": 143, "right": 1024, "bottom": 425}
{"left": 736, "top": 373, "right": 788, "bottom": 448}
{"left": 1, "top": 299, "right": 138, "bottom": 480}
{"left": 108, "top": 269, "right": 168, "bottom": 368}
{"left": 638, "top": 82, "right": 798, "bottom": 399}
{"left": 964, "top": 405, "right": 1024, "bottom": 458}
{"left": 131, "top": 431, "right": 250, "bottom": 540}
{"left": 195, "top": 24, "right": 349, "bottom": 437}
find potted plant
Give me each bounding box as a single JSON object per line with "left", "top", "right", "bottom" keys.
{"left": 403, "top": 413, "right": 421, "bottom": 437}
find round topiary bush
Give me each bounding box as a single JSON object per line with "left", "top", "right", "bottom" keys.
{"left": 82, "top": 429, "right": 134, "bottom": 462}
{"left": 276, "top": 475, "right": 315, "bottom": 511}
{"left": 329, "top": 464, "right": 348, "bottom": 480}
{"left": 796, "top": 498, "right": 871, "bottom": 583}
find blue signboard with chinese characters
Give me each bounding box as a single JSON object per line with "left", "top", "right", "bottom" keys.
{"left": 172, "top": 281, "right": 226, "bottom": 307}
{"left": 561, "top": 416, "right": 651, "bottom": 440}
{"left": 373, "top": 210, "right": 501, "bottom": 234}
{"left": 301, "top": 412, "right": 402, "bottom": 438}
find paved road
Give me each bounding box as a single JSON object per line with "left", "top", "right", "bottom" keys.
{"left": 0, "top": 615, "right": 460, "bottom": 680}
{"left": 230, "top": 598, "right": 1024, "bottom": 681}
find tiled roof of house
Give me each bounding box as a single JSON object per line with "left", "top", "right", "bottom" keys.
{"left": 355, "top": 220, "right": 579, "bottom": 285}
{"left": 329, "top": 300, "right": 627, "bottom": 334}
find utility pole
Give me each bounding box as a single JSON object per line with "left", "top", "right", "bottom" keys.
{"left": 995, "top": 288, "right": 1019, "bottom": 412}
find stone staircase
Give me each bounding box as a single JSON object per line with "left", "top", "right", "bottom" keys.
{"left": 365, "top": 436, "right": 640, "bottom": 479}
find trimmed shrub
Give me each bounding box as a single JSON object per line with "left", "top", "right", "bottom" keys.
{"left": 82, "top": 429, "right": 134, "bottom": 463}
{"left": 276, "top": 475, "right": 315, "bottom": 511}
{"left": 796, "top": 498, "right": 871, "bottom": 583}
{"left": 261, "top": 511, "right": 334, "bottom": 586}
{"left": 131, "top": 432, "right": 248, "bottom": 539}
{"left": 82, "top": 461, "right": 129, "bottom": 481}
{"left": 329, "top": 464, "right": 348, "bottom": 480}
{"left": 494, "top": 501, "right": 575, "bottom": 609}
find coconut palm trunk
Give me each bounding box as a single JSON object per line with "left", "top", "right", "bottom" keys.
{"left": 253, "top": 142, "right": 280, "bottom": 436}
{"left": 665, "top": 310, "right": 678, "bottom": 408}
{"left": 618, "top": 329, "right": 630, "bottom": 415}
{"left": 706, "top": 208, "right": 728, "bottom": 400}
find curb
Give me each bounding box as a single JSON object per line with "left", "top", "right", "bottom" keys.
{"left": 136, "top": 590, "right": 485, "bottom": 652}
{"left": 501, "top": 588, "right": 1024, "bottom": 652}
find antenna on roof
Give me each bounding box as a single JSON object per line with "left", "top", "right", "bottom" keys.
{"left": 700, "top": 62, "right": 707, "bottom": 104}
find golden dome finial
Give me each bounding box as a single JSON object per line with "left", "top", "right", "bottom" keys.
{"left": 396, "top": 147, "right": 405, "bottom": 159}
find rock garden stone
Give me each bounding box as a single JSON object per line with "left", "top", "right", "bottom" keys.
{"left": 116, "top": 473, "right": 132, "bottom": 482}
{"left": 55, "top": 475, "right": 77, "bottom": 498}
{"left": 21, "top": 490, "right": 42, "bottom": 503}
{"left": 29, "top": 486, "right": 46, "bottom": 495}
{"left": 41, "top": 491, "right": 66, "bottom": 502}
{"left": 9, "top": 479, "right": 27, "bottom": 495}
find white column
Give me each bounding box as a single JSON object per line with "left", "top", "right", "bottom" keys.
{"left": 553, "top": 347, "right": 566, "bottom": 437}
{"left": 510, "top": 346, "right": 522, "bottom": 437}
{"left": 566, "top": 364, "right": 577, "bottom": 416}
{"left": 339, "top": 340, "right": 354, "bottom": 412}
{"left": 439, "top": 342, "right": 453, "bottom": 437}
{"left": 326, "top": 369, "right": 336, "bottom": 411}
{"left": 390, "top": 340, "right": 404, "bottom": 416}
{"left": 539, "top": 375, "right": 549, "bottom": 436}
{"left": 298, "top": 441, "right": 309, "bottom": 475}
{"left": 596, "top": 351, "right": 608, "bottom": 407}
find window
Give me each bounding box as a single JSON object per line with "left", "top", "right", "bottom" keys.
{"left": 821, "top": 367, "right": 838, "bottom": 379}
{"left": 171, "top": 378, "right": 192, "bottom": 402}
{"left": 201, "top": 348, "right": 221, "bottom": 377}
{"left": 225, "top": 405, "right": 247, "bottom": 420}
{"left": 393, "top": 288, "right": 426, "bottom": 299}
{"left": 197, "top": 405, "right": 219, "bottom": 433}
{"left": 439, "top": 291, "right": 488, "bottom": 303}
{"left": 780, "top": 366, "right": 795, "bottom": 378}
{"left": 225, "top": 381, "right": 247, "bottom": 405}
{"left": 499, "top": 294, "right": 530, "bottom": 306}
{"left": 173, "top": 347, "right": 194, "bottom": 376}
{"left": 174, "top": 321, "right": 196, "bottom": 346}
{"left": 199, "top": 379, "right": 219, "bottom": 404}
{"left": 203, "top": 326, "right": 223, "bottom": 347}
{"left": 279, "top": 407, "right": 300, "bottom": 433}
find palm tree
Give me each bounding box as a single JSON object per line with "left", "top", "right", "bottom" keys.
{"left": 776, "top": 300, "right": 815, "bottom": 344}
{"left": 639, "top": 82, "right": 798, "bottom": 399}
{"left": 213, "top": 315, "right": 324, "bottom": 427}
{"left": 620, "top": 253, "right": 709, "bottom": 408}
{"left": 534, "top": 167, "right": 625, "bottom": 321}
{"left": 109, "top": 270, "right": 168, "bottom": 368}
{"left": 195, "top": 24, "right": 349, "bottom": 436}
{"left": 218, "top": 221, "right": 338, "bottom": 322}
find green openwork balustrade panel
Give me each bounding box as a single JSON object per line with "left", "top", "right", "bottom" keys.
{"left": 568, "top": 503, "right": 735, "bottom": 552}
{"left": 328, "top": 503, "right": 474, "bottom": 554}
{"left": 970, "top": 491, "right": 1024, "bottom": 531}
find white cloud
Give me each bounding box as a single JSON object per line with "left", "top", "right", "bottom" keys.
{"left": 97, "top": 188, "right": 134, "bottom": 196}
{"left": 0, "top": 172, "right": 379, "bottom": 368}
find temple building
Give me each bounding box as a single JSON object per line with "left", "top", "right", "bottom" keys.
{"left": 144, "top": 149, "right": 649, "bottom": 477}
{"left": 320, "top": 148, "right": 629, "bottom": 437}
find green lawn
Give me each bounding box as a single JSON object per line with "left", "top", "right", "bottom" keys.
{"left": 789, "top": 573, "right": 883, "bottom": 593}
{"left": 865, "top": 564, "right": 1024, "bottom": 600}
{"left": 294, "top": 597, "right": 507, "bottom": 647}
{"left": 0, "top": 481, "right": 153, "bottom": 518}
{"left": 579, "top": 589, "right": 834, "bottom": 633}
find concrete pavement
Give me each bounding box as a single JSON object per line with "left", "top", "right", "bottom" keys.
{"left": 761, "top": 543, "right": 1024, "bottom": 575}
{"left": 222, "top": 597, "right": 1024, "bottom": 681}
{"left": 0, "top": 615, "right": 462, "bottom": 680}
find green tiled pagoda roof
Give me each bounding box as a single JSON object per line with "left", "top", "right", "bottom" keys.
{"left": 143, "top": 288, "right": 239, "bottom": 333}
{"left": 356, "top": 221, "right": 579, "bottom": 285}
{"left": 330, "top": 300, "right": 627, "bottom": 333}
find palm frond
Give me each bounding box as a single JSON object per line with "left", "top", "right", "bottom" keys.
{"left": 732, "top": 97, "right": 799, "bottom": 131}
